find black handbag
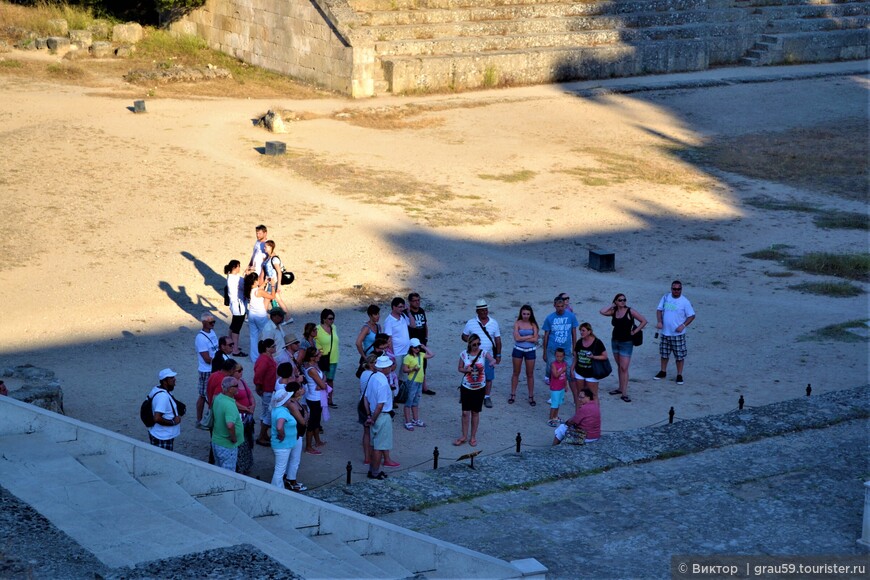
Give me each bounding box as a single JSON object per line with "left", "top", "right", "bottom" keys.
{"left": 629, "top": 308, "right": 643, "bottom": 346}
{"left": 357, "top": 375, "right": 373, "bottom": 425}
{"left": 591, "top": 357, "right": 613, "bottom": 380}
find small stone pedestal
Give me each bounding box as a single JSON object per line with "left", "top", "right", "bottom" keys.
{"left": 265, "top": 141, "right": 286, "bottom": 156}
{"left": 589, "top": 249, "right": 615, "bottom": 272}
{"left": 133, "top": 100, "right": 146, "bottom": 113}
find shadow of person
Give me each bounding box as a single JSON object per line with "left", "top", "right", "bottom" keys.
{"left": 158, "top": 281, "right": 221, "bottom": 319}
{"left": 180, "top": 251, "right": 224, "bottom": 297}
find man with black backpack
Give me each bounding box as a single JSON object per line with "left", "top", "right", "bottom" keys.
{"left": 146, "top": 368, "right": 183, "bottom": 451}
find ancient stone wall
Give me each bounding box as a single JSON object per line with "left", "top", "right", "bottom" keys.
{"left": 172, "top": 0, "right": 376, "bottom": 96}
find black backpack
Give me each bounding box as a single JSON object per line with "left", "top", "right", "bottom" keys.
{"left": 140, "top": 392, "right": 158, "bottom": 427}
{"left": 140, "top": 390, "right": 185, "bottom": 427}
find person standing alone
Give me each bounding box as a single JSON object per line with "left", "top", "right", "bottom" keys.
{"left": 654, "top": 280, "right": 696, "bottom": 385}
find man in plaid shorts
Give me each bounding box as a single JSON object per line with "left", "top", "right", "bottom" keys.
{"left": 148, "top": 368, "right": 182, "bottom": 451}
{"left": 654, "top": 280, "right": 696, "bottom": 385}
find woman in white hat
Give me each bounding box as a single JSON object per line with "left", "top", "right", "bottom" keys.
{"left": 269, "top": 387, "right": 297, "bottom": 488}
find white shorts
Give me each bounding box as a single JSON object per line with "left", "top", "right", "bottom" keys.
{"left": 574, "top": 372, "right": 599, "bottom": 383}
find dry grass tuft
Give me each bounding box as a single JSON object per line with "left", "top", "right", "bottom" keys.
{"left": 478, "top": 169, "right": 536, "bottom": 183}
{"left": 562, "top": 146, "right": 710, "bottom": 189}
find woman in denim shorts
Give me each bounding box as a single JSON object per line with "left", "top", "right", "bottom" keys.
{"left": 509, "top": 304, "right": 539, "bottom": 405}
{"left": 599, "top": 293, "right": 648, "bottom": 403}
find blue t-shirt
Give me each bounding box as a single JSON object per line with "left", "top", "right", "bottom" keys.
{"left": 270, "top": 406, "right": 297, "bottom": 449}
{"left": 542, "top": 311, "right": 579, "bottom": 350}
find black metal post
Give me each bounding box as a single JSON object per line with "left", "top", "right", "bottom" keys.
{"left": 806, "top": 384, "right": 812, "bottom": 397}
{"left": 668, "top": 406, "right": 675, "bottom": 424}
{"left": 433, "top": 446, "right": 439, "bottom": 470}
{"left": 346, "top": 461, "right": 352, "bottom": 485}
{"left": 738, "top": 395, "right": 744, "bottom": 410}
{"left": 516, "top": 432, "right": 522, "bottom": 453}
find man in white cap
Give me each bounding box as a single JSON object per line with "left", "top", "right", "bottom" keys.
{"left": 148, "top": 368, "right": 182, "bottom": 451}
{"left": 364, "top": 355, "right": 396, "bottom": 480}
{"left": 461, "top": 299, "right": 501, "bottom": 408}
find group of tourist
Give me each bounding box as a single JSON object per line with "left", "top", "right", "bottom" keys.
{"left": 145, "top": 223, "right": 698, "bottom": 486}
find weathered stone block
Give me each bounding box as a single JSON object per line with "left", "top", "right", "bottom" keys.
{"left": 90, "top": 41, "right": 113, "bottom": 58}
{"left": 265, "top": 140, "right": 286, "bottom": 155}
{"left": 588, "top": 250, "right": 615, "bottom": 272}
{"left": 113, "top": 22, "right": 144, "bottom": 44}
{"left": 46, "top": 36, "right": 70, "bottom": 52}
{"left": 69, "top": 29, "right": 93, "bottom": 48}
{"left": 34, "top": 38, "right": 48, "bottom": 50}
{"left": 133, "top": 100, "right": 147, "bottom": 113}
{"left": 115, "top": 45, "right": 135, "bottom": 58}
{"left": 88, "top": 20, "right": 111, "bottom": 40}
{"left": 63, "top": 46, "right": 87, "bottom": 60}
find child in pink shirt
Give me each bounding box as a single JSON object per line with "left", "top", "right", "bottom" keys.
{"left": 548, "top": 348, "right": 567, "bottom": 426}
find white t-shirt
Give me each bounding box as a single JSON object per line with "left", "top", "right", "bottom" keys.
{"left": 657, "top": 293, "right": 696, "bottom": 336}
{"left": 195, "top": 330, "right": 218, "bottom": 373}
{"left": 147, "top": 387, "right": 181, "bottom": 441}
{"left": 252, "top": 241, "right": 267, "bottom": 275}
{"left": 227, "top": 273, "right": 246, "bottom": 316}
{"left": 365, "top": 371, "right": 393, "bottom": 415}
{"left": 383, "top": 313, "right": 410, "bottom": 358}
{"left": 462, "top": 317, "right": 501, "bottom": 354}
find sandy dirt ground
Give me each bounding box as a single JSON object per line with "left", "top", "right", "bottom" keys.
{"left": 0, "top": 52, "right": 867, "bottom": 489}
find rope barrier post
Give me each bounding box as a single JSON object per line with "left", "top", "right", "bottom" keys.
{"left": 806, "top": 384, "right": 812, "bottom": 397}
{"left": 433, "top": 446, "right": 439, "bottom": 470}
{"left": 738, "top": 395, "right": 744, "bottom": 410}
{"left": 346, "top": 461, "right": 352, "bottom": 485}
{"left": 516, "top": 432, "right": 522, "bottom": 453}
{"left": 668, "top": 406, "right": 675, "bottom": 424}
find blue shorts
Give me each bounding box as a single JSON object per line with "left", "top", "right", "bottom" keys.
{"left": 404, "top": 381, "right": 423, "bottom": 408}
{"left": 484, "top": 358, "right": 495, "bottom": 381}
{"left": 549, "top": 389, "right": 565, "bottom": 409}
{"left": 611, "top": 340, "right": 634, "bottom": 357}
{"left": 512, "top": 346, "right": 536, "bottom": 360}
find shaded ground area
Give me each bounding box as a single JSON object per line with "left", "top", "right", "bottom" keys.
{"left": 381, "top": 419, "right": 869, "bottom": 579}
{"left": 680, "top": 118, "right": 869, "bottom": 202}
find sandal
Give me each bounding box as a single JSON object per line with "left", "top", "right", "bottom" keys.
{"left": 621, "top": 395, "right": 632, "bottom": 403}
{"left": 289, "top": 483, "right": 307, "bottom": 492}
{"left": 508, "top": 394, "right": 515, "bottom": 404}
{"left": 305, "top": 448, "right": 322, "bottom": 455}
{"left": 609, "top": 389, "right": 622, "bottom": 396}
{"left": 453, "top": 438, "right": 467, "bottom": 446}
{"left": 529, "top": 397, "right": 536, "bottom": 407}
{"left": 469, "top": 438, "right": 478, "bottom": 447}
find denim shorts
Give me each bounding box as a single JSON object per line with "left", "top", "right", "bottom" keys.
{"left": 404, "top": 381, "right": 423, "bottom": 408}
{"left": 512, "top": 346, "right": 536, "bottom": 360}
{"left": 611, "top": 340, "right": 634, "bottom": 357}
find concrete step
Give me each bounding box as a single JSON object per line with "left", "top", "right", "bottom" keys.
{"left": 197, "top": 492, "right": 370, "bottom": 579}
{"left": 352, "top": 0, "right": 710, "bottom": 12}
{"left": 309, "top": 533, "right": 398, "bottom": 577}
{"left": 374, "top": 21, "right": 750, "bottom": 56}
{"left": 763, "top": 14, "right": 870, "bottom": 34}
{"left": 737, "top": 0, "right": 857, "bottom": 7}
{"left": 383, "top": 38, "right": 709, "bottom": 92}
{"left": 359, "top": 0, "right": 714, "bottom": 26}
{"left": 369, "top": 10, "right": 750, "bottom": 41}
{"left": 0, "top": 433, "right": 225, "bottom": 568}
{"left": 757, "top": 2, "right": 870, "bottom": 19}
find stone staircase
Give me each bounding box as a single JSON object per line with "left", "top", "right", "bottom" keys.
{"left": 0, "top": 396, "right": 545, "bottom": 578}
{"left": 345, "top": 0, "right": 870, "bottom": 93}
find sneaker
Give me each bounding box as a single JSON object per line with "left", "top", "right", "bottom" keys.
{"left": 547, "top": 419, "right": 559, "bottom": 427}
{"left": 195, "top": 422, "right": 210, "bottom": 431}
{"left": 404, "top": 422, "right": 415, "bottom": 431}
{"left": 422, "top": 389, "right": 436, "bottom": 396}
{"left": 414, "top": 419, "right": 426, "bottom": 427}
{"left": 484, "top": 397, "right": 493, "bottom": 409}
{"left": 654, "top": 371, "right": 667, "bottom": 380}
{"left": 543, "top": 377, "right": 550, "bottom": 385}
{"left": 676, "top": 374, "right": 684, "bottom": 385}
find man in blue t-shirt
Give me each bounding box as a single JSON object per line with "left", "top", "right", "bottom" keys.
{"left": 542, "top": 296, "right": 579, "bottom": 384}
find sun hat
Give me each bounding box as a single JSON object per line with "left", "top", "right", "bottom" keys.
{"left": 475, "top": 299, "right": 488, "bottom": 309}
{"left": 375, "top": 355, "right": 393, "bottom": 369}
{"left": 271, "top": 388, "right": 292, "bottom": 409}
